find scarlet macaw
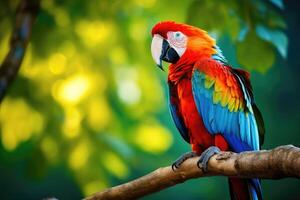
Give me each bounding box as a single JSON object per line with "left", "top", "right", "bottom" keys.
{"left": 150, "top": 21, "right": 265, "bottom": 200}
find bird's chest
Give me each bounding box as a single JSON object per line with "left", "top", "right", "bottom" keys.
{"left": 176, "top": 78, "right": 214, "bottom": 151}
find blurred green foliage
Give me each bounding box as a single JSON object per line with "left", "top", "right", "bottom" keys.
{"left": 187, "top": 0, "right": 287, "bottom": 73}
{"left": 0, "top": 0, "right": 299, "bottom": 199}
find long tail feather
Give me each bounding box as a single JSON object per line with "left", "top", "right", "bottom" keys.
{"left": 228, "top": 178, "right": 262, "bottom": 200}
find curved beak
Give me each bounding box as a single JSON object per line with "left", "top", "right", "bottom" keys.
{"left": 151, "top": 34, "right": 164, "bottom": 70}
{"left": 151, "top": 34, "right": 180, "bottom": 71}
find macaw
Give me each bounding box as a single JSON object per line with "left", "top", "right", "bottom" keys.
{"left": 150, "top": 21, "right": 265, "bottom": 200}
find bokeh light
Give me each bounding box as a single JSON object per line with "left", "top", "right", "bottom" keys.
{"left": 0, "top": 98, "right": 44, "bottom": 151}
{"left": 134, "top": 122, "right": 173, "bottom": 154}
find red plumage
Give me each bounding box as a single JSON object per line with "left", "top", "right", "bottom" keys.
{"left": 151, "top": 21, "right": 263, "bottom": 200}
{"left": 169, "top": 68, "right": 229, "bottom": 153}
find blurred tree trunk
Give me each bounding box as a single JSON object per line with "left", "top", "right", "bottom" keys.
{"left": 0, "top": 0, "right": 40, "bottom": 102}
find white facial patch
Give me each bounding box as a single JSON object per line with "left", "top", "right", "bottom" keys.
{"left": 151, "top": 34, "right": 163, "bottom": 66}
{"left": 167, "top": 31, "right": 187, "bottom": 57}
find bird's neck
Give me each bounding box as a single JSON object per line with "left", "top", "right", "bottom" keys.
{"left": 168, "top": 63, "right": 193, "bottom": 84}
{"left": 168, "top": 45, "right": 228, "bottom": 84}
{"left": 168, "top": 50, "right": 209, "bottom": 84}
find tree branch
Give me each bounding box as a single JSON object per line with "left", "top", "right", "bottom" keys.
{"left": 0, "top": 0, "right": 40, "bottom": 102}
{"left": 85, "top": 145, "right": 300, "bottom": 200}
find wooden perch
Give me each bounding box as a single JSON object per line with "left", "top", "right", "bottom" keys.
{"left": 85, "top": 145, "right": 300, "bottom": 200}
{"left": 0, "top": 0, "right": 40, "bottom": 102}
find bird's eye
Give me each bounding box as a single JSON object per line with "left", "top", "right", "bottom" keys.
{"left": 167, "top": 31, "right": 187, "bottom": 48}
{"left": 174, "top": 32, "right": 182, "bottom": 39}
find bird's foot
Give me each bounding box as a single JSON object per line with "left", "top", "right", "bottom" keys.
{"left": 197, "top": 146, "right": 220, "bottom": 172}
{"left": 172, "top": 151, "right": 198, "bottom": 171}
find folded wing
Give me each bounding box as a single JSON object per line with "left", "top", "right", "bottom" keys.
{"left": 191, "top": 58, "right": 263, "bottom": 152}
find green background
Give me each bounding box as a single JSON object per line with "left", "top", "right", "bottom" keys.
{"left": 0, "top": 0, "right": 299, "bottom": 199}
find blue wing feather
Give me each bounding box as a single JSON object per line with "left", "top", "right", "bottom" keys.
{"left": 169, "top": 101, "right": 190, "bottom": 143}
{"left": 168, "top": 82, "right": 190, "bottom": 144}
{"left": 191, "top": 69, "right": 260, "bottom": 152}
{"left": 191, "top": 59, "right": 262, "bottom": 200}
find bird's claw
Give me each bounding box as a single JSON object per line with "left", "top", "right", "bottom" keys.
{"left": 171, "top": 163, "right": 179, "bottom": 171}
{"left": 197, "top": 146, "right": 220, "bottom": 172}
{"left": 171, "top": 151, "right": 198, "bottom": 171}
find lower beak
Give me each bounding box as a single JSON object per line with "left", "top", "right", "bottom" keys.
{"left": 151, "top": 34, "right": 180, "bottom": 71}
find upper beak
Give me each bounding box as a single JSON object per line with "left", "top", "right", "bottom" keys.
{"left": 151, "top": 34, "right": 180, "bottom": 71}
{"left": 151, "top": 34, "right": 164, "bottom": 70}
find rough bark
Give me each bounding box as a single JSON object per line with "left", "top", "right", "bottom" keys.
{"left": 0, "top": 0, "right": 40, "bottom": 102}
{"left": 85, "top": 145, "right": 300, "bottom": 200}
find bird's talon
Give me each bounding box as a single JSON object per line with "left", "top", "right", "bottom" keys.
{"left": 171, "top": 151, "right": 198, "bottom": 171}
{"left": 197, "top": 146, "right": 220, "bottom": 172}
{"left": 196, "top": 161, "right": 202, "bottom": 169}
{"left": 171, "top": 164, "right": 178, "bottom": 171}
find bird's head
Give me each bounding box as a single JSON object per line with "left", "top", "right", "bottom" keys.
{"left": 151, "top": 21, "right": 216, "bottom": 70}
